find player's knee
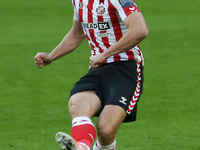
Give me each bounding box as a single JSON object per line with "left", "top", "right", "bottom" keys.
{"left": 68, "top": 94, "right": 83, "bottom": 116}
{"left": 69, "top": 93, "right": 99, "bottom": 118}
{"left": 97, "top": 122, "right": 116, "bottom": 140}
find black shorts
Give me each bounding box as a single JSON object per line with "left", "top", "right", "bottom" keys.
{"left": 70, "top": 61, "right": 144, "bottom": 122}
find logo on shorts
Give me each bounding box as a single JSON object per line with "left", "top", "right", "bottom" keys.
{"left": 119, "top": 96, "right": 127, "bottom": 105}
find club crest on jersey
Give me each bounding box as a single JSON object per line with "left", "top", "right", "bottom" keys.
{"left": 96, "top": 3, "right": 106, "bottom": 15}
{"left": 119, "top": 0, "right": 134, "bottom": 8}
{"left": 79, "top": 2, "right": 83, "bottom": 9}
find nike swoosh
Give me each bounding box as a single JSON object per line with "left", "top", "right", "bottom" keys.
{"left": 88, "top": 133, "right": 94, "bottom": 141}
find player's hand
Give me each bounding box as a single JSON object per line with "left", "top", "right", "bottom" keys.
{"left": 34, "top": 52, "right": 52, "bottom": 68}
{"left": 90, "top": 54, "right": 106, "bottom": 68}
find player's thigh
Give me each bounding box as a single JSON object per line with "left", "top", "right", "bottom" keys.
{"left": 97, "top": 105, "right": 126, "bottom": 135}
{"left": 69, "top": 91, "right": 102, "bottom": 118}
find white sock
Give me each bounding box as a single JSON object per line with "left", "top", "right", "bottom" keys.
{"left": 93, "top": 139, "right": 116, "bottom": 150}
{"left": 72, "top": 116, "right": 94, "bottom": 127}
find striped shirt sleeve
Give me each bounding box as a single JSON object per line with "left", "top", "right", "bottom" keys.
{"left": 111, "top": 0, "right": 141, "bottom": 21}
{"left": 72, "top": 0, "right": 80, "bottom": 21}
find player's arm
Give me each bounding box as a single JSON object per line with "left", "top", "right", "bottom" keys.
{"left": 103, "top": 12, "right": 148, "bottom": 58}
{"left": 48, "top": 20, "right": 85, "bottom": 61}
{"left": 34, "top": 20, "right": 85, "bottom": 68}
{"left": 90, "top": 12, "right": 148, "bottom": 68}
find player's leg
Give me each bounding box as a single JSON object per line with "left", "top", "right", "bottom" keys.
{"left": 93, "top": 105, "right": 126, "bottom": 150}
{"left": 93, "top": 61, "right": 144, "bottom": 150}
{"left": 68, "top": 91, "right": 101, "bottom": 118}
{"left": 69, "top": 91, "right": 102, "bottom": 149}
{"left": 56, "top": 91, "right": 101, "bottom": 150}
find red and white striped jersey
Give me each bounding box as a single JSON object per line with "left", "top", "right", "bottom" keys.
{"left": 72, "top": 0, "right": 144, "bottom": 65}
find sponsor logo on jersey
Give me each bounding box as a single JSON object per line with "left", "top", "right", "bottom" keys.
{"left": 96, "top": 32, "right": 114, "bottom": 37}
{"left": 119, "top": 0, "right": 134, "bottom": 8}
{"left": 98, "top": 22, "right": 110, "bottom": 30}
{"left": 82, "top": 22, "right": 110, "bottom": 30}
{"left": 96, "top": 3, "right": 106, "bottom": 15}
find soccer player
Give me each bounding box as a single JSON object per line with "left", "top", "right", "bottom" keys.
{"left": 34, "top": 0, "right": 148, "bottom": 149}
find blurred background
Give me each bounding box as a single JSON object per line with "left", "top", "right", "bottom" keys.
{"left": 0, "top": 0, "right": 199, "bottom": 149}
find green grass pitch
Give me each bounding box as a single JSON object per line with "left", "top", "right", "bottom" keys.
{"left": 0, "top": 0, "right": 200, "bottom": 149}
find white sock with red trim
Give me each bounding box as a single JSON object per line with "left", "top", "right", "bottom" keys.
{"left": 71, "top": 116, "right": 96, "bottom": 149}
{"left": 93, "top": 139, "right": 116, "bottom": 150}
